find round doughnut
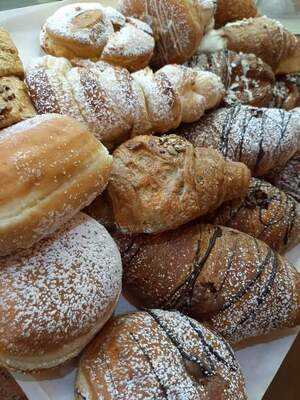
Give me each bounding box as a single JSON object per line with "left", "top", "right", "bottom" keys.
{"left": 0, "top": 213, "right": 122, "bottom": 372}
{"left": 75, "top": 310, "right": 247, "bottom": 399}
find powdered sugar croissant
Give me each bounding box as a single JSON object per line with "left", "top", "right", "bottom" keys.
{"left": 115, "top": 224, "right": 300, "bottom": 344}
{"left": 175, "top": 105, "right": 300, "bottom": 176}
{"left": 25, "top": 56, "right": 224, "bottom": 149}
{"left": 40, "top": 2, "right": 155, "bottom": 72}
{"left": 199, "top": 16, "right": 300, "bottom": 75}
{"left": 108, "top": 134, "right": 250, "bottom": 234}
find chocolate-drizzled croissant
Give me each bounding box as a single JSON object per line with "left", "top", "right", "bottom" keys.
{"left": 208, "top": 178, "right": 300, "bottom": 253}
{"left": 175, "top": 105, "right": 300, "bottom": 176}
{"left": 108, "top": 134, "right": 250, "bottom": 234}
{"left": 115, "top": 224, "right": 300, "bottom": 343}
{"left": 199, "top": 16, "right": 300, "bottom": 75}
{"left": 184, "top": 50, "right": 275, "bottom": 107}
{"left": 26, "top": 56, "right": 224, "bottom": 149}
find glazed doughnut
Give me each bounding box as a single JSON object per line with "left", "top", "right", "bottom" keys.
{"left": 0, "top": 213, "right": 122, "bottom": 372}
{"left": 0, "top": 114, "right": 112, "bottom": 256}
{"left": 76, "top": 310, "right": 247, "bottom": 399}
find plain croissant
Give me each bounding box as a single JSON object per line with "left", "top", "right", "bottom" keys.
{"left": 107, "top": 134, "right": 250, "bottom": 234}
{"left": 26, "top": 56, "right": 224, "bottom": 149}
{"left": 115, "top": 223, "right": 300, "bottom": 344}
{"left": 175, "top": 105, "right": 300, "bottom": 177}
{"left": 199, "top": 16, "right": 300, "bottom": 75}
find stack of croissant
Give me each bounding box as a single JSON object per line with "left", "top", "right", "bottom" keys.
{"left": 0, "top": 1, "right": 299, "bottom": 399}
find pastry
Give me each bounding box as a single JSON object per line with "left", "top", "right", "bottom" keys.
{"left": 199, "top": 16, "right": 300, "bottom": 75}
{"left": 84, "top": 190, "right": 115, "bottom": 231}
{"left": 266, "top": 154, "right": 300, "bottom": 203}
{"left": 0, "top": 369, "right": 28, "bottom": 400}
{"left": 0, "top": 76, "right": 36, "bottom": 129}
{"left": 40, "top": 2, "right": 155, "bottom": 72}
{"left": 175, "top": 105, "right": 300, "bottom": 176}
{"left": 116, "top": 224, "right": 300, "bottom": 343}
{"left": 0, "top": 114, "right": 112, "bottom": 257}
{"left": 271, "top": 74, "right": 300, "bottom": 110}
{"left": 108, "top": 134, "right": 250, "bottom": 234}
{"left": 208, "top": 178, "right": 300, "bottom": 253}
{"left": 0, "top": 213, "right": 122, "bottom": 372}
{"left": 215, "top": 0, "right": 258, "bottom": 28}
{"left": 118, "top": 0, "right": 216, "bottom": 68}
{"left": 76, "top": 310, "right": 247, "bottom": 399}
{"left": 26, "top": 56, "right": 224, "bottom": 148}
{"left": 0, "top": 28, "right": 24, "bottom": 78}
{"left": 185, "top": 50, "right": 275, "bottom": 107}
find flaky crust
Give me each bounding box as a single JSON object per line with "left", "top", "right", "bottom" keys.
{"left": 208, "top": 178, "right": 300, "bottom": 253}
{"left": 0, "top": 77, "right": 36, "bottom": 129}
{"left": 76, "top": 310, "right": 247, "bottom": 400}
{"left": 200, "top": 17, "right": 300, "bottom": 75}
{"left": 215, "top": 0, "right": 258, "bottom": 28}
{"left": 175, "top": 105, "right": 300, "bottom": 176}
{"left": 26, "top": 56, "right": 224, "bottom": 148}
{"left": 185, "top": 50, "right": 275, "bottom": 108}
{"left": 0, "top": 28, "right": 24, "bottom": 78}
{"left": 119, "top": 0, "right": 216, "bottom": 68}
{"left": 41, "top": 3, "right": 155, "bottom": 72}
{"left": 0, "top": 213, "right": 122, "bottom": 372}
{"left": 0, "top": 114, "right": 112, "bottom": 256}
{"left": 116, "top": 224, "right": 300, "bottom": 343}
{"left": 108, "top": 134, "right": 250, "bottom": 234}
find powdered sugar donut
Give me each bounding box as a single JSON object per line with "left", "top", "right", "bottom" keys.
{"left": 0, "top": 213, "right": 122, "bottom": 372}
{"left": 75, "top": 310, "right": 247, "bottom": 399}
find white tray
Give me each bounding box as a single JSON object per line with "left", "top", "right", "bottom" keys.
{"left": 0, "top": 1, "right": 299, "bottom": 399}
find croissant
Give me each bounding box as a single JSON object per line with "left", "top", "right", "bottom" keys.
{"left": 199, "top": 17, "right": 300, "bottom": 75}
{"left": 208, "top": 178, "right": 300, "bottom": 253}
{"left": 184, "top": 49, "right": 275, "bottom": 107}
{"left": 25, "top": 56, "right": 224, "bottom": 149}
{"left": 107, "top": 134, "right": 250, "bottom": 234}
{"left": 118, "top": 0, "right": 216, "bottom": 68}
{"left": 272, "top": 74, "right": 300, "bottom": 110}
{"left": 266, "top": 154, "right": 300, "bottom": 203}
{"left": 40, "top": 2, "right": 155, "bottom": 72}
{"left": 215, "top": 0, "right": 258, "bottom": 28}
{"left": 175, "top": 105, "right": 300, "bottom": 176}
{"left": 115, "top": 224, "right": 300, "bottom": 344}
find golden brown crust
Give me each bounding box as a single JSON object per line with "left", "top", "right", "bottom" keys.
{"left": 116, "top": 224, "right": 300, "bottom": 343}
{"left": 40, "top": 3, "right": 155, "bottom": 72}
{"left": 108, "top": 134, "right": 250, "bottom": 234}
{"left": 84, "top": 190, "right": 115, "bottom": 230}
{"left": 175, "top": 105, "right": 300, "bottom": 177}
{"left": 215, "top": 0, "right": 258, "bottom": 28}
{"left": 208, "top": 178, "right": 300, "bottom": 253}
{"left": 76, "top": 310, "right": 247, "bottom": 399}
{"left": 0, "top": 28, "right": 24, "bottom": 78}
{"left": 119, "top": 0, "right": 216, "bottom": 68}
{"left": 0, "top": 114, "right": 112, "bottom": 256}
{"left": 0, "top": 213, "right": 122, "bottom": 372}
{"left": 185, "top": 50, "right": 275, "bottom": 108}
{"left": 272, "top": 74, "right": 300, "bottom": 110}
{"left": 0, "top": 77, "right": 36, "bottom": 129}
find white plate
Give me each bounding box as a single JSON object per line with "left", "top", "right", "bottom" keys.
{"left": 0, "top": 1, "right": 299, "bottom": 399}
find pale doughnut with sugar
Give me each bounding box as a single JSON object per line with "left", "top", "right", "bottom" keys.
{"left": 0, "top": 213, "right": 122, "bottom": 372}
{"left": 41, "top": 2, "right": 154, "bottom": 72}
{"left": 75, "top": 310, "right": 247, "bottom": 399}
{"left": 0, "top": 114, "right": 112, "bottom": 256}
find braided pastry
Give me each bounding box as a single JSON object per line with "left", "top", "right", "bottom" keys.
{"left": 118, "top": 0, "right": 216, "bottom": 68}
{"left": 115, "top": 224, "right": 300, "bottom": 343}
{"left": 185, "top": 49, "right": 275, "bottom": 107}
{"left": 25, "top": 56, "right": 224, "bottom": 149}
{"left": 199, "top": 16, "right": 300, "bottom": 75}
{"left": 208, "top": 178, "right": 300, "bottom": 253}
{"left": 108, "top": 134, "right": 250, "bottom": 234}
{"left": 175, "top": 105, "right": 300, "bottom": 176}
{"left": 76, "top": 310, "right": 247, "bottom": 399}
{"left": 40, "top": 3, "right": 155, "bottom": 72}
{"left": 215, "top": 0, "right": 258, "bottom": 28}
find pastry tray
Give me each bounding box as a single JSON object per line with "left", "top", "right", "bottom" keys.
{"left": 0, "top": 1, "right": 299, "bottom": 399}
